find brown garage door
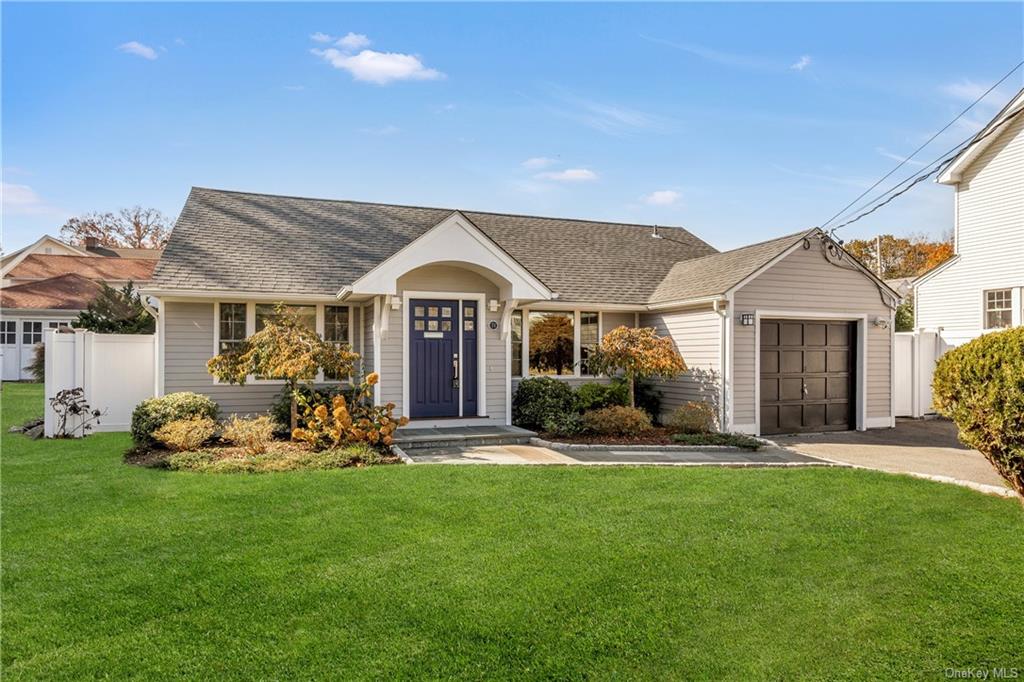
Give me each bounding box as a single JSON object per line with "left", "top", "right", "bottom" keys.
{"left": 760, "top": 319, "right": 855, "bottom": 435}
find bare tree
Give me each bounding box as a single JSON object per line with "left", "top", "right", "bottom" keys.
{"left": 59, "top": 207, "right": 172, "bottom": 249}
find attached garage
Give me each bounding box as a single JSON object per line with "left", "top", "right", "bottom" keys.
{"left": 642, "top": 229, "right": 898, "bottom": 437}
{"left": 759, "top": 319, "right": 855, "bottom": 435}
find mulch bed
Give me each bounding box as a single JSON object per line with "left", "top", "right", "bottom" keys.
{"left": 538, "top": 428, "right": 677, "bottom": 446}
{"left": 124, "top": 440, "right": 400, "bottom": 469}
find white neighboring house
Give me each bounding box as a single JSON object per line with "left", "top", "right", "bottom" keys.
{"left": 914, "top": 87, "right": 1024, "bottom": 346}
{"left": 0, "top": 236, "right": 159, "bottom": 380}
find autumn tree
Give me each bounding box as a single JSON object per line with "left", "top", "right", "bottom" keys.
{"left": 844, "top": 233, "right": 953, "bottom": 279}
{"left": 60, "top": 207, "right": 172, "bottom": 249}
{"left": 587, "top": 326, "right": 687, "bottom": 408}
{"left": 74, "top": 282, "right": 155, "bottom": 334}
{"left": 528, "top": 314, "right": 575, "bottom": 375}
{"left": 206, "top": 305, "right": 360, "bottom": 432}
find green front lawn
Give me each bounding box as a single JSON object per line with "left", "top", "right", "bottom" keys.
{"left": 2, "top": 382, "right": 1022, "bottom": 679}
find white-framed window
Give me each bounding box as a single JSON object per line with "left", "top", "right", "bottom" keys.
{"left": 1, "top": 320, "right": 16, "bottom": 345}
{"left": 22, "top": 321, "right": 42, "bottom": 345}
{"left": 517, "top": 308, "right": 604, "bottom": 378}
{"left": 213, "top": 302, "right": 355, "bottom": 384}
{"left": 985, "top": 289, "right": 1012, "bottom": 329}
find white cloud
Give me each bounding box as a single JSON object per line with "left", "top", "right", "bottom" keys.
{"left": 174, "top": 37, "right": 186, "bottom": 46}
{"left": 283, "top": 84, "right": 306, "bottom": 91}
{"left": 521, "top": 157, "right": 557, "bottom": 169}
{"left": 535, "top": 168, "right": 598, "bottom": 182}
{"left": 311, "top": 32, "right": 334, "bottom": 43}
{"left": 1, "top": 182, "right": 61, "bottom": 216}
{"left": 117, "top": 41, "right": 158, "bottom": 60}
{"left": 790, "top": 55, "right": 812, "bottom": 71}
{"left": 312, "top": 47, "right": 444, "bottom": 85}
{"left": 940, "top": 79, "right": 995, "bottom": 103}
{"left": 875, "top": 147, "right": 926, "bottom": 167}
{"left": 642, "top": 190, "right": 681, "bottom": 206}
{"left": 359, "top": 124, "right": 401, "bottom": 136}
{"left": 337, "top": 32, "right": 371, "bottom": 50}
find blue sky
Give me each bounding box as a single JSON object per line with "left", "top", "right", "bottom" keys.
{"left": 3, "top": 2, "right": 1022, "bottom": 252}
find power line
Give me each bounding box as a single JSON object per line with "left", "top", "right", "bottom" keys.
{"left": 827, "top": 104, "right": 1024, "bottom": 233}
{"left": 819, "top": 60, "right": 1024, "bottom": 230}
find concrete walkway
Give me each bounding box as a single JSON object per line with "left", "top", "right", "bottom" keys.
{"left": 402, "top": 444, "right": 826, "bottom": 466}
{"left": 773, "top": 419, "right": 1013, "bottom": 495}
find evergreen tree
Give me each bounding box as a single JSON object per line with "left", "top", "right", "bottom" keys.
{"left": 74, "top": 282, "right": 155, "bottom": 334}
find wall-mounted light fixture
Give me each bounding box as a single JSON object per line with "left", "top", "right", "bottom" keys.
{"left": 872, "top": 316, "right": 889, "bottom": 329}
{"left": 390, "top": 298, "right": 402, "bottom": 310}
{"left": 740, "top": 313, "right": 755, "bottom": 326}
{"left": 489, "top": 299, "right": 500, "bottom": 313}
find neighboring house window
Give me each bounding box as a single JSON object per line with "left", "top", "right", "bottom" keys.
{"left": 22, "top": 321, "right": 42, "bottom": 345}
{"left": 1, "top": 321, "right": 15, "bottom": 345}
{"left": 579, "top": 312, "right": 599, "bottom": 375}
{"left": 218, "top": 303, "right": 247, "bottom": 353}
{"left": 511, "top": 310, "right": 523, "bottom": 377}
{"left": 528, "top": 311, "right": 574, "bottom": 376}
{"left": 323, "top": 305, "right": 350, "bottom": 381}
{"left": 47, "top": 321, "right": 72, "bottom": 331}
{"left": 985, "top": 289, "right": 1012, "bottom": 329}
{"left": 255, "top": 304, "right": 316, "bottom": 332}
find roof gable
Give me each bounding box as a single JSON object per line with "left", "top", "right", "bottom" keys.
{"left": 938, "top": 87, "right": 1024, "bottom": 184}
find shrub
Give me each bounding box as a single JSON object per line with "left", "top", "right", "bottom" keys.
{"left": 153, "top": 417, "right": 218, "bottom": 452}
{"left": 612, "top": 377, "right": 662, "bottom": 424}
{"left": 291, "top": 373, "right": 408, "bottom": 450}
{"left": 541, "top": 412, "right": 585, "bottom": 438}
{"left": 932, "top": 327, "right": 1024, "bottom": 496}
{"left": 270, "top": 384, "right": 354, "bottom": 434}
{"left": 222, "top": 415, "right": 276, "bottom": 455}
{"left": 131, "top": 392, "right": 219, "bottom": 447}
{"left": 167, "top": 450, "right": 215, "bottom": 471}
{"left": 587, "top": 326, "right": 686, "bottom": 408}
{"left": 581, "top": 406, "right": 652, "bottom": 436}
{"left": 512, "top": 377, "right": 576, "bottom": 430}
{"left": 49, "top": 387, "right": 104, "bottom": 437}
{"left": 24, "top": 343, "right": 45, "bottom": 383}
{"left": 574, "top": 382, "right": 628, "bottom": 412}
{"left": 666, "top": 401, "right": 717, "bottom": 435}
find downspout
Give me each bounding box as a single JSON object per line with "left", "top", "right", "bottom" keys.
{"left": 713, "top": 298, "right": 728, "bottom": 433}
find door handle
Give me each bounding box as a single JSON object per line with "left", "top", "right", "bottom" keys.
{"left": 452, "top": 353, "right": 459, "bottom": 388}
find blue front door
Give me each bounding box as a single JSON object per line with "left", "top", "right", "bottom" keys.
{"left": 409, "top": 299, "right": 460, "bottom": 418}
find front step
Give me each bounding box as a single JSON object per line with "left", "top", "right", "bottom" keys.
{"left": 394, "top": 425, "right": 536, "bottom": 450}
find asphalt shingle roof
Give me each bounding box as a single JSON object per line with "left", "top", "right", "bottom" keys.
{"left": 152, "top": 187, "right": 812, "bottom": 305}
{"left": 9, "top": 254, "right": 157, "bottom": 283}
{"left": 1, "top": 273, "right": 103, "bottom": 310}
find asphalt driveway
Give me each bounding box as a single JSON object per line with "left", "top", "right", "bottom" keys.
{"left": 773, "top": 418, "right": 1012, "bottom": 493}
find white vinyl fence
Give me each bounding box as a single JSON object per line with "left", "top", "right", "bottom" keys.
{"left": 893, "top": 331, "right": 947, "bottom": 418}
{"left": 44, "top": 330, "right": 156, "bottom": 437}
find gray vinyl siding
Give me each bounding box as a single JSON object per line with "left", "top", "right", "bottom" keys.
{"left": 360, "top": 303, "right": 374, "bottom": 379}
{"left": 732, "top": 243, "right": 893, "bottom": 428}
{"left": 640, "top": 306, "right": 722, "bottom": 424}
{"left": 163, "top": 301, "right": 282, "bottom": 415}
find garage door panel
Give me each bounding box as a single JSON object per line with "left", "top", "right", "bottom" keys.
{"left": 761, "top": 319, "right": 855, "bottom": 435}
{"left": 804, "top": 324, "right": 827, "bottom": 346}
{"left": 781, "top": 323, "right": 803, "bottom": 346}
{"left": 805, "top": 350, "right": 826, "bottom": 373}
{"left": 804, "top": 377, "right": 826, "bottom": 400}
{"left": 781, "top": 351, "right": 802, "bottom": 373}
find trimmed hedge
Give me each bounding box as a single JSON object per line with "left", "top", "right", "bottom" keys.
{"left": 131, "top": 392, "right": 220, "bottom": 447}
{"left": 512, "top": 377, "right": 576, "bottom": 431}
{"left": 574, "top": 382, "right": 628, "bottom": 412}
{"left": 581, "top": 406, "right": 652, "bottom": 436}
{"left": 932, "top": 327, "right": 1024, "bottom": 496}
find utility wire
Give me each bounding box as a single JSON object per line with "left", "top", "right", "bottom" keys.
{"left": 819, "top": 60, "right": 1024, "bottom": 230}
{"left": 827, "top": 105, "right": 1024, "bottom": 233}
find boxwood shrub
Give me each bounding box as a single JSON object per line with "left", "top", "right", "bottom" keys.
{"left": 512, "top": 377, "right": 576, "bottom": 430}
{"left": 574, "top": 382, "right": 628, "bottom": 412}
{"left": 932, "top": 327, "right": 1024, "bottom": 496}
{"left": 131, "top": 392, "right": 220, "bottom": 447}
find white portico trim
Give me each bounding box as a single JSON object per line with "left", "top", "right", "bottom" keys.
{"left": 340, "top": 212, "right": 553, "bottom": 302}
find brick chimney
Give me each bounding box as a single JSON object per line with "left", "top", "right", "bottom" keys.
{"left": 84, "top": 236, "right": 99, "bottom": 251}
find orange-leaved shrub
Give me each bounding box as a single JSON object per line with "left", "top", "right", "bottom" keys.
{"left": 291, "top": 372, "right": 409, "bottom": 450}
{"left": 666, "top": 401, "right": 716, "bottom": 435}
{"left": 932, "top": 327, "right": 1024, "bottom": 497}
{"left": 154, "top": 417, "right": 218, "bottom": 452}
{"left": 581, "top": 406, "right": 652, "bottom": 436}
